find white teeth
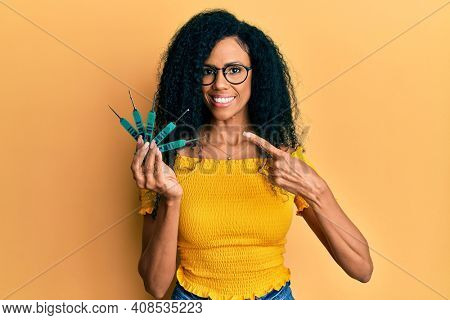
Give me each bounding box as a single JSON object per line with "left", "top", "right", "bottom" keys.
{"left": 212, "top": 96, "right": 234, "bottom": 103}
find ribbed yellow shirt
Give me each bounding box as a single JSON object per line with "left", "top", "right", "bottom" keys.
{"left": 138, "top": 145, "right": 317, "bottom": 300}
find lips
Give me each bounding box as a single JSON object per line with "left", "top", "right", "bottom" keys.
{"left": 209, "top": 95, "right": 236, "bottom": 108}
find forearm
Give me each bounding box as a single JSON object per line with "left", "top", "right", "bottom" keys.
{"left": 139, "top": 197, "right": 181, "bottom": 298}
{"left": 308, "top": 180, "right": 373, "bottom": 282}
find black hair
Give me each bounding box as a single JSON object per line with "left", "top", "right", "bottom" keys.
{"left": 148, "top": 8, "right": 309, "bottom": 216}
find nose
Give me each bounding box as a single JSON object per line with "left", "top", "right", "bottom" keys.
{"left": 212, "top": 70, "right": 229, "bottom": 90}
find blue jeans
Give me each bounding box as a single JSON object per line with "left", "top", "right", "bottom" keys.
{"left": 171, "top": 280, "right": 295, "bottom": 300}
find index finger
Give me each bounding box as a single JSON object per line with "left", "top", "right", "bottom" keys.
{"left": 242, "top": 132, "right": 284, "bottom": 157}
{"left": 154, "top": 147, "right": 164, "bottom": 182}
{"left": 135, "top": 135, "right": 144, "bottom": 152}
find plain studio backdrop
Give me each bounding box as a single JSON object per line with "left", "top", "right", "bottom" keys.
{"left": 0, "top": 0, "right": 449, "bottom": 300}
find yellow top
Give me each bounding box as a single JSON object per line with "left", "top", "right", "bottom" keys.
{"left": 138, "top": 145, "right": 318, "bottom": 300}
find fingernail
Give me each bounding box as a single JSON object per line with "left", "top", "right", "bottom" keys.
{"left": 243, "top": 131, "right": 249, "bottom": 137}
{"left": 150, "top": 140, "right": 156, "bottom": 149}
{"left": 144, "top": 141, "right": 149, "bottom": 148}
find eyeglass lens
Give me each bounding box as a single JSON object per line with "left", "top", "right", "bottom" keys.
{"left": 202, "top": 65, "right": 248, "bottom": 85}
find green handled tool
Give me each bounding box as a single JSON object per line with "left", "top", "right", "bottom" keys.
{"left": 144, "top": 92, "right": 157, "bottom": 143}
{"left": 153, "top": 108, "right": 190, "bottom": 145}
{"left": 108, "top": 105, "right": 139, "bottom": 141}
{"left": 128, "top": 90, "right": 146, "bottom": 141}
{"left": 158, "top": 138, "right": 200, "bottom": 152}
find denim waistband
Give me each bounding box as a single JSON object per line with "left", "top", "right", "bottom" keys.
{"left": 170, "top": 280, "right": 294, "bottom": 300}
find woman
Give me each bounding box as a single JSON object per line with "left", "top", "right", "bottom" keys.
{"left": 133, "top": 9, "right": 373, "bottom": 300}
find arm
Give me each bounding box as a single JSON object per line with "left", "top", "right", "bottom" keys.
{"left": 301, "top": 205, "right": 339, "bottom": 263}
{"left": 138, "top": 196, "right": 181, "bottom": 299}
{"left": 305, "top": 180, "right": 374, "bottom": 282}
{"left": 241, "top": 133, "right": 373, "bottom": 282}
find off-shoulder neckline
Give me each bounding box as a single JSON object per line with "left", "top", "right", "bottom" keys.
{"left": 175, "top": 153, "right": 264, "bottom": 162}
{"left": 175, "top": 146, "right": 302, "bottom": 163}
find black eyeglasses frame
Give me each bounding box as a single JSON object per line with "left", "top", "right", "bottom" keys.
{"left": 201, "top": 64, "right": 253, "bottom": 86}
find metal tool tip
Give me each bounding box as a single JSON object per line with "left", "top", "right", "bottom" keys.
{"left": 108, "top": 105, "right": 121, "bottom": 118}
{"left": 128, "top": 90, "right": 136, "bottom": 108}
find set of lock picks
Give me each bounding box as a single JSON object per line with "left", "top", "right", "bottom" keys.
{"left": 108, "top": 90, "right": 200, "bottom": 153}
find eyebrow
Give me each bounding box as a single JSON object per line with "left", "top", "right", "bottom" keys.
{"left": 204, "top": 61, "right": 244, "bottom": 68}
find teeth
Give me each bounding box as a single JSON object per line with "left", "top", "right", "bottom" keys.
{"left": 212, "top": 96, "right": 234, "bottom": 103}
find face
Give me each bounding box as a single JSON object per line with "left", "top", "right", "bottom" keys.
{"left": 201, "top": 36, "right": 252, "bottom": 122}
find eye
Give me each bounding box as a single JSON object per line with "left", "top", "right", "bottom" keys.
{"left": 228, "top": 66, "right": 242, "bottom": 74}
{"left": 203, "top": 67, "right": 214, "bottom": 75}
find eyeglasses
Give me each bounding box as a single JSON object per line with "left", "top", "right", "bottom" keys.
{"left": 202, "top": 64, "right": 252, "bottom": 86}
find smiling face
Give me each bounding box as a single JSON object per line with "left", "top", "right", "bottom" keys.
{"left": 201, "top": 36, "right": 252, "bottom": 122}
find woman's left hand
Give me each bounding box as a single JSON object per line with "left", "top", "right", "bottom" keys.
{"left": 243, "top": 131, "right": 326, "bottom": 203}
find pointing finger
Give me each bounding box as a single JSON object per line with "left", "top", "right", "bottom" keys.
{"left": 242, "top": 131, "right": 285, "bottom": 158}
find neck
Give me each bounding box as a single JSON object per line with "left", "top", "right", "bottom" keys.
{"left": 203, "top": 112, "right": 252, "bottom": 146}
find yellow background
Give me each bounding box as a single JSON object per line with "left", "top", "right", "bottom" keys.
{"left": 1, "top": 0, "right": 449, "bottom": 299}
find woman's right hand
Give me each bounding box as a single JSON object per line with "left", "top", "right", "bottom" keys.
{"left": 131, "top": 135, "right": 183, "bottom": 201}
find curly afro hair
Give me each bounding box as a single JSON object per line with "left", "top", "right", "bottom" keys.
{"left": 147, "top": 8, "right": 309, "bottom": 213}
